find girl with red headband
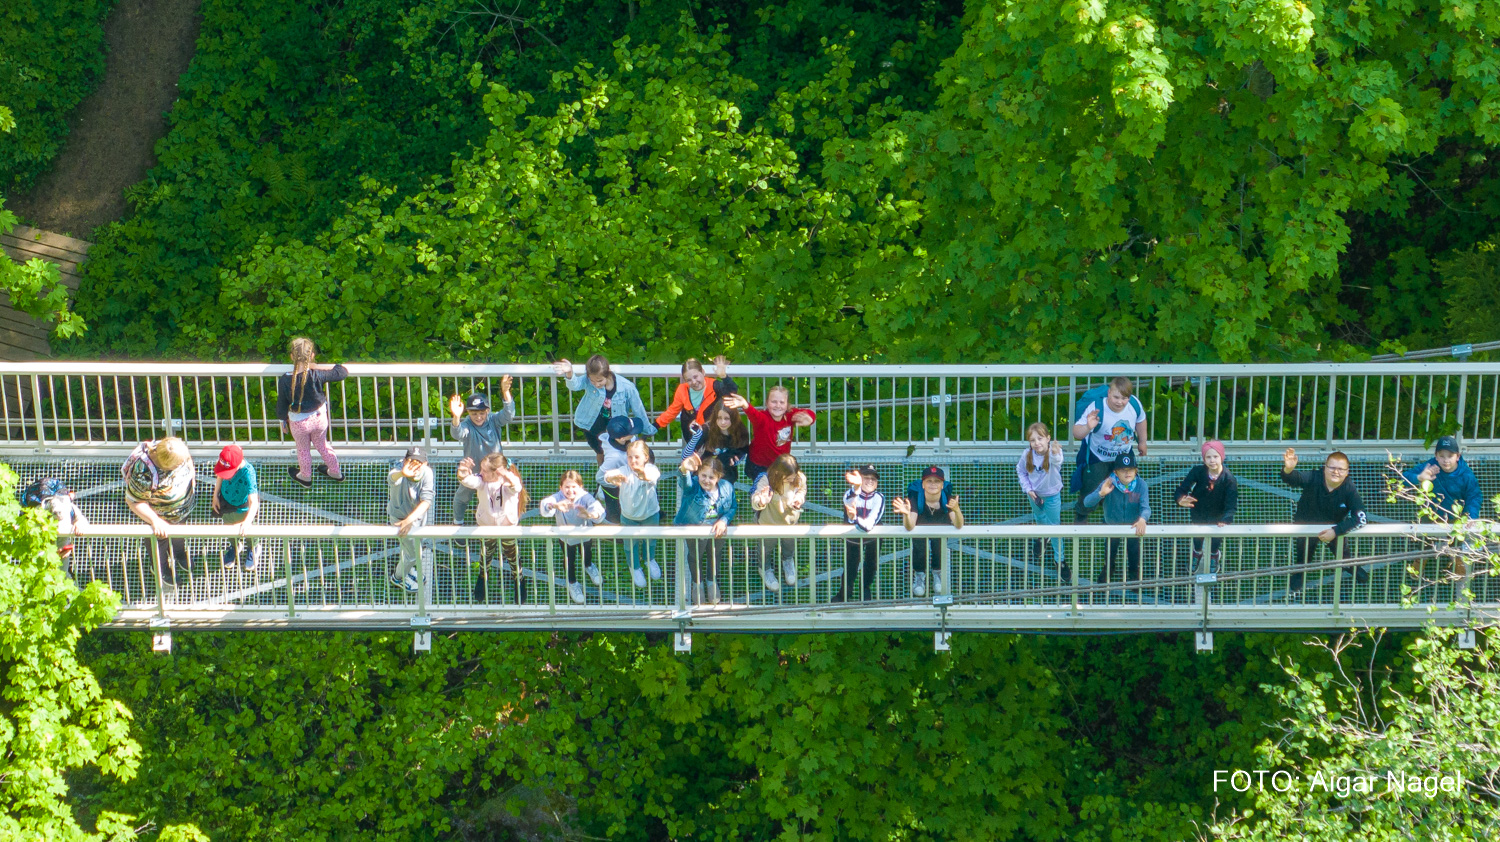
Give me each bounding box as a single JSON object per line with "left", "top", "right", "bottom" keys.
{"left": 1173, "top": 440, "right": 1239, "bottom": 574}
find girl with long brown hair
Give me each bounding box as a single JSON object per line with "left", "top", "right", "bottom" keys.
{"left": 275, "top": 337, "right": 348, "bottom": 487}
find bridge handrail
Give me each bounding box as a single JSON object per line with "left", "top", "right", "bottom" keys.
{"left": 7, "top": 362, "right": 1500, "bottom": 375}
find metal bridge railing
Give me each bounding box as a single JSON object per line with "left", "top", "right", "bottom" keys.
{"left": 59, "top": 523, "right": 1493, "bottom": 632}
{"left": 4, "top": 362, "right": 1500, "bottom": 458}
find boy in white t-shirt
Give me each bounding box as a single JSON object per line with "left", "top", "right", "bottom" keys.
{"left": 1071, "top": 376, "right": 1149, "bottom": 523}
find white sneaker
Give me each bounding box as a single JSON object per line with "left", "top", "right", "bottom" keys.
{"left": 705, "top": 581, "right": 721, "bottom": 605}
{"left": 647, "top": 559, "right": 662, "bottom": 580}
{"left": 782, "top": 558, "right": 798, "bottom": 587}
{"left": 912, "top": 572, "right": 927, "bottom": 598}
{"left": 403, "top": 572, "right": 420, "bottom": 593}
{"left": 933, "top": 569, "right": 948, "bottom": 595}
{"left": 568, "top": 582, "right": 586, "bottom": 604}
{"left": 585, "top": 563, "right": 604, "bottom": 587}
{"left": 630, "top": 566, "right": 647, "bottom": 589}
{"left": 761, "top": 566, "right": 781, "bottom": 593}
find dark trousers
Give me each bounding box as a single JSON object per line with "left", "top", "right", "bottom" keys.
{"left": 1289, "top": 535, "right": 1360, "bottom": 592}
{"left": 562, "top": 540, "right": 594, "bottom": 584}
{"left": 1073, "top": 460, "right": 1116, "bottom": 523}
{"left": 142, "top": 536, "right": 189, "bottom": 587}
{"left": 912, "top": 537, "right": 943, "bottom": 575}
{"left": 843, "top": 538, "right": 878, "bottom": 600}
{"left": 600, "top": 485, "right": 622, "bottom": 524}
{"left": 746, "top": 460, "right": 769, "bottom": 485}
{"left": 474, "top": 538, "right": 521, "bottom": 602}
{"left": 687, "top": 538, "right": 727, "bottom": 583}
{"left": 1104, "top": 537, "right": 1141, "bottom": 581}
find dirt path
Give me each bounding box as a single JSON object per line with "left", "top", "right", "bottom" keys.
{"left": 9, "top": 0, "right": 203, "bottom": 239}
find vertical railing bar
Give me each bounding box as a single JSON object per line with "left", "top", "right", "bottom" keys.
{"left": 1324, "top": 374, "right": 1337, "bottom": 446}
{"left": 1455, "top": 374, "right": 1469, "bottom": 445}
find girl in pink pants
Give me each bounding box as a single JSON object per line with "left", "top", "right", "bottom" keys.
{"left": 276, "top": 337, "right": 349, "bottom": 486}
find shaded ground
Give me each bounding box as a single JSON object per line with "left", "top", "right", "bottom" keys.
{"left": 8, "top": 0, "right": 202, "bottom": 239}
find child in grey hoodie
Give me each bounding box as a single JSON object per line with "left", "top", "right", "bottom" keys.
{"left": 1082, "top": 452, "right": 1150, "bottom": 583}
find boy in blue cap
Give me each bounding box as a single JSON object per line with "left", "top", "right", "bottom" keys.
{"left": 448, "top": 377, "right": 515, "bottom": 525}
{"left": 1402, "top": 435, "right": 1484, "bottom": 582}
{"left": 1402, "top": 436, "right": 1482, "bottom": 523}
{"left": 1083, "top": 452, "right": 1150, "bottom": 589}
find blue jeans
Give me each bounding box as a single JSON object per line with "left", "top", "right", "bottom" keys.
{"left": 1029, "top": 493, "right": 1063, "bottom": 568}
{"left": 621, "top": 512, "right": 658, "bottom": 570}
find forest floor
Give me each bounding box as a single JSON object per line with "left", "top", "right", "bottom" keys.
{"left": 8, "top": 0, "right": 202, "bottom": 239}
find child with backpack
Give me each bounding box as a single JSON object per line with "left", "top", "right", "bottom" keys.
{"left": 721, "top": 388, "right": 816, "bottom": 484}
{"left": 457, "top": 452, "right": 528, "bottom": 602}
{"left": 539, "top": 470, "right": 607, "bottom": 604}
{"left": 20, "top": 477, "right": 88, "bottom": 565}
{"left": 602, "top": 440, "right": 662, "bottom": 588}
{"left": 751, "top": 454, "right": 806, "bottom": 594}
{"left": 448, "top": 376, "right": 515, "bottom": 525}
{"left": 655, "top": 356, "right": 736, "bottom": 458}
{"left": 552, "top": 355, "right": 656, "bottom": 465}
{"left": 211, "top": 444, "right": 261, "bottom": 572}
{"left": 674, "top": 452, "right": 735, "bottom": 605}
{"left": 892, "top": 466, "right": 964, "bottom": 598}
{"left": 1071, "top": 377, "right": 1148, "bottom": 524}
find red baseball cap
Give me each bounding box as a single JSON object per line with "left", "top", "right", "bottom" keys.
{"left": 214, "top": 444, "right": 245, "bottom": 479}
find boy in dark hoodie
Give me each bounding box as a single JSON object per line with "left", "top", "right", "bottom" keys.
{"left": 1282, "top": 448, "right": 1367, "bottom": 594}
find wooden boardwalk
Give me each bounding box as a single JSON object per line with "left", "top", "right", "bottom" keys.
{"left": 0, "top": 224, "right": 88, "bottom": 360}
{"left": 1, "top": 225, "right": 89, "bottom": 428}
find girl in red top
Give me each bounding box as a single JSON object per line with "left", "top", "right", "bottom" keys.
{"left": 654, "top": 355, "right": 736, "bottom": 458}
{"left": 721, "top": 387, "right": 816, "bottom": 484}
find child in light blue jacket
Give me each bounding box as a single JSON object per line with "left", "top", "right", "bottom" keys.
{"left": 552, "top": 354, "right": 656, "bottom": 464}
{"left": 675, "top": 453, "right": 735, "bottom": 605}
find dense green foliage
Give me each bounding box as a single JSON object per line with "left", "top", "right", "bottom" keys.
{"left": 69, "top": 0, "right": 1500, "bottom": 361}
{"left": 0, "top": 0, "right": 114, "bottom": 193}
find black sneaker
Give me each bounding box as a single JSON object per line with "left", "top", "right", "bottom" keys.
{"left": 288, "top": 465, "right": 312, "bottom": 488}
{"left": 315, "top": 464, "right": 347, "bottom": 483}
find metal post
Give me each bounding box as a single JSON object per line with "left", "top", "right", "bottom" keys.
{"left": 1324, "top": 375, "right": 1337, "bottom": 447}
{"left": 1332, "top": 536, "right": 1343, "bottom": 613}
{"left": 550, "top": 374, "right": 564, "bottom": 455}
{"left": 1070, "top": 536, "right": 1080, "bottom": 613}
{"left": 806, "top": 377, "right": 819, "bottom": 455}
{"left": 1195, "top": 376, "right": 1208, "bottom": 443}
{"left": 676, "top": 537, "right": 688, "bottom": 611}
{"left": 160, "top": 375, "right": 175, "bottom": 439}
{"left": 286, "top": 539, "right": 296, "bottom": 620}
{"left": 150, "top": 535, "right": 168, "bottom": 617}
{"left": 29, "top": 374, "right": 46, "bottom": 451}
{"left": 546, "top": 540, "right": 557, "bottom": 612}
{"left": 1455, "top": 374, "right": 1469, "bottom": 447}
{"left": 935, "top": 378, "right": 950, "bottom": 454}
{"left": 420, "top": 377, "right": 433, "bottom": 453}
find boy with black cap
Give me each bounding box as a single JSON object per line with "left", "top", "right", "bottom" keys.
{"left": 211, "top": 444, "right": 261, "bottom": 572}
{"left": 595, "top": 414, "right": 638, "bottom": 524}
{"left": 1083, "top": 452, "right": 1150, "bottom": 588}
{"left": 448, "top": 376, "right": 515, "bottom": 525}
{"left": 388, "top": 446, "right": 435, "bottom": 593}
{"left": 892, "top": 465, "right": 963, "bottom": 598}
{"left": 836, "top": 465, "right": 885, "bottom": 601}
{"left": 1281, "top": 448, "right": 1367, "bottom": 594}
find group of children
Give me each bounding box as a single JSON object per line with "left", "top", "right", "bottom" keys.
{"left": 18, "top": 354, "right": 1490, "bottom": 605}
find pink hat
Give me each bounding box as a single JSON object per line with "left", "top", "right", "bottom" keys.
{"left": 1201, "top": 440, "right": 1226, "bottom": 461}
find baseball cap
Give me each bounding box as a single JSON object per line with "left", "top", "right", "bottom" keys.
{"left": 466, "top": 392, "right": 490, "bottom": 411}
{"left": 1435, "top": 435, "right": 1460, "bottom": 455}
{"left": 214, "top": 444, "right": 244, "bottom": 479}
{"left": 856, "top": 464, "right": 880, "bottom": 480}
{"left": 606, "top": 415, "right": 636, "bottom": 440}
{"left": 920, "top": 465, "right": 945, "bottom": 481}
{"left": 1113, "top": 452, "right": 1137, "bottom": 470}
{"left": 403, "top": 446, "right": 428, "bottom": 464}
